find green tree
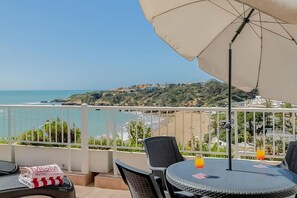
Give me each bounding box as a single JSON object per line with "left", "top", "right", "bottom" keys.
{"left": 44, "top": 118, "right": 81, "bottom": 143}
{"left": 127, "top": 120, "right": 151, "bottom": 147}
{"left": 210, "top": 112, "right": 226, "bottom": 135}
{"left": 20, "top": 118, "right": 81, "bottom": 145}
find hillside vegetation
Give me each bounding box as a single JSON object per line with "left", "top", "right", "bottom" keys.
{"left": 66, "top": 80, "right": 257, "bottom": 107}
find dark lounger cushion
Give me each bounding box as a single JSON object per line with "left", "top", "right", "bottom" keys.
{"left": 0, "top": 174, "right": 75, "bottom": 198}
{"left": 0, "top": 161, "right": 19, "bottom": 176}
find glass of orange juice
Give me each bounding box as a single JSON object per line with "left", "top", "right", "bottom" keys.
{"left": 194, "top": 155, "right": 204, "bottom": 170}
{"left": 255, "top": 149, "right": 267, "bottom": 168}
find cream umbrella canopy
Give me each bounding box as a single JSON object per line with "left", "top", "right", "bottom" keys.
{"left": 139, "top": 0, "right": 297, "bottom": 170}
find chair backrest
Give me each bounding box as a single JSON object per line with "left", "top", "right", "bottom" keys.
{"left": 143, "top": 136, "right": 184, "bottom": 168}
{"left": 284, "top": 141, "right": 297, "bottom": 173}
{"left": 114, "top": 159, "right": 165, "bottom": 198}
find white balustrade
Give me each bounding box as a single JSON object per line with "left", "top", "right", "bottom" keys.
{"left": 0, "top": 105, "right": 296, "bottom": 172}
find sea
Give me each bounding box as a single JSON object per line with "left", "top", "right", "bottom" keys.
{"left": 0, "top": 90, "right": 155, "bottom": 139}
{"left": 0, "top": 90, "right": 87, "bottom": 105}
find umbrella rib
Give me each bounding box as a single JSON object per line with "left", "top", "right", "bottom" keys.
{"left": 250, "top": 15, "right": 296, "bottom": 44}
{"left": 246, "top": 10, "right": 288, "bottom": 25}
{"left": 151, "top": 0, "right": 207, "bottom": 21}
{"left": 197, "top": 9, "right": 246, "bottom": 57}
{"left": 209, "top": 0, "right": 243, "bottom": 19}
{"left": 276, "top": 20, "right": 297, "bottom": 45}
{"left": 249, "top": 20, "right": 288, "bottom": 25}
{"left": 242, "top": 3, "right": 245, "bottom": 18}
{"left": 246, "top": 12, "right": 261, "bottom": 40}
{"left": 247, "top": 23, "right": 261, "bottom": 39}
{"left": 243, "top": 4, "right": 248, "bottom": 18}
{"left": 227, "top": 0, "right": 243, "bottom": 18}
{"left": 249, "top": 22, "right": 294, "bottom": 42}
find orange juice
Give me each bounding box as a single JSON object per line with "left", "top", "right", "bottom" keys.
{"left": 256, "top": 149, "right": 265, "bottom": 160}
{"left": 195, "top": 156, "right": 204, "bottom": 169}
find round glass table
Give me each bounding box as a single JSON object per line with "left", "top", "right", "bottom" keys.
{"left": 166, "top": 158, "right": 297, "bottom": 197}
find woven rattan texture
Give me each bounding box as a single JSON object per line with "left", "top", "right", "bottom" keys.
{"left": 124, "top": 169, "right": 157, "bottom": 198}
{"left": 167, "top": 159, "right": 297, "bottom": 198}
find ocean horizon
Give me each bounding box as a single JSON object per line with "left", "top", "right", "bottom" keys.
{"left": 0, "top": 90, "right": 90, "bottom": 105}
{"left": 0, "top": 90, "right": 151, "bottom": 139}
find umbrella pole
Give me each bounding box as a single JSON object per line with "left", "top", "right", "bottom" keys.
{"left": 226, "top": 8, "right": 255, "bottom": 171}
{"left": 227, "top": 44, "right": 232, "bottom": 171}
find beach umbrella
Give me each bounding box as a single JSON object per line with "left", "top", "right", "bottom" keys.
{"left": 139, "top": 0, "right": 297, "bottom": 170}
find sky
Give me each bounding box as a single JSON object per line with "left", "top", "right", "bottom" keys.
{"left": 0, "top": 0, "right": 213, "bottom": 90}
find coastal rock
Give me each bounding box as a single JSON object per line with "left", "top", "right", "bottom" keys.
{"left": 61, "top": 100, "right": 82, "bottom": 105}
{"left": 95, "top": 100, "right": 110, "bottom": 106}
{"left": 50, "top": 99, "right": 67, "bottom": 103}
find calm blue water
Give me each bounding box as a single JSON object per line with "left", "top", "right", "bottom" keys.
{"left": 0, "top": 90, "right": 89, "bottom": 105}
{"left": 0, "top": 90, "right": 140, "bottom": 138}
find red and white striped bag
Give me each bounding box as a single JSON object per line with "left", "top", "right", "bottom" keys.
{"left": 18, "top": 164, "right": 64, "bottom": 188}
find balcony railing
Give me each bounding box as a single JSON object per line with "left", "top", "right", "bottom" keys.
{"left": 0, "top": 104, "right": 296, "bottom": 173}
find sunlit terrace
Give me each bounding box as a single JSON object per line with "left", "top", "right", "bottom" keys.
{"left": 0, "top": 104, "right": 296, "bottom": 197}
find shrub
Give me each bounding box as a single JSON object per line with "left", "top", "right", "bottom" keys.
{"left": 127, "top": 120, "right": 151, "bottom": 147}
{"left": 20, "top": 118, "right": 81, "bottom": 146}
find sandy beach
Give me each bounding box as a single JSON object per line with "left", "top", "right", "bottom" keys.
{"left": 152, "top": 111, "right": 210, "bottom": 145}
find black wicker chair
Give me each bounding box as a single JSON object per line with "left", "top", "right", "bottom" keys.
{"left": 143, "top": 136, "right": 194, "bottom": 198}
{"left": 281, "top": 141, "right": 297, "bottom": 174}
{"left": 277, "top": 141, "right": 297, "bottom": 198}
{"left": 115, "top": 159, "right": 166, "bottom": 198}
